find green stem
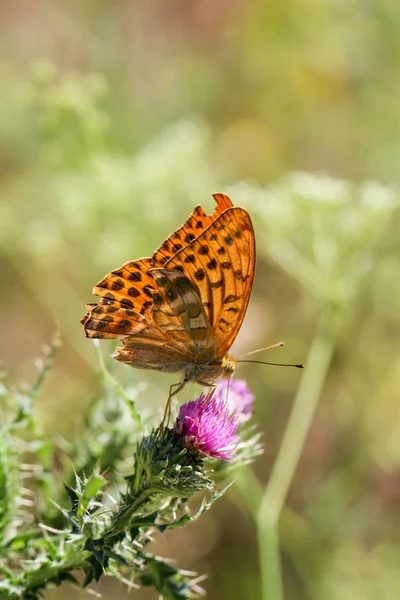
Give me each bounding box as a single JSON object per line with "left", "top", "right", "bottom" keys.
{"left": 108, "top": 487, "right": 157, "bottom": 535}
{"left": 93, "top": 340, "right": 143, "bottom": 429}
{"left": 234, "top": 469, "right": 322, "bottom": 598}
{"left": 257, "top": 320, "right": 335, "bottom": 600}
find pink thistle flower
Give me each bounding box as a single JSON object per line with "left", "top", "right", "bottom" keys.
{"left": 174, "top": 393, "right": 240, "bottom": 461}
{"left": 216, "top": 378, "right": 255, "bottom": 424}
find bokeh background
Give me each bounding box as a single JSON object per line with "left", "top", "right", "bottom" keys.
{"left": 2, "top": 1, "right": 400, "bottom": 599}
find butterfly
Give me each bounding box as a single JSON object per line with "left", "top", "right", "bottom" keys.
{"left": 81, "top": 193, "right": 255, "bottom": 420}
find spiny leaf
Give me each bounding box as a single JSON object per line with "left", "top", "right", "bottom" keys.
{"left": 78, "top": 473, "right": 106, "bottom": 516}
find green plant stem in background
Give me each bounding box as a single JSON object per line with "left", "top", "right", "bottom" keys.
{"left": 257, "top": 318, "right": 335, "bottom": 600}
{"left": 234, "top": 469, "right": 321, "bottom": 598}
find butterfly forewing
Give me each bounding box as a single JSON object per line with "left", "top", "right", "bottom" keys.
{"left": 82, "top": 303, "right": 148, "bottom": 338}
{"left": 164, "top": 207, "right": 255, "bottom": 357}
{"left": 152, "top": 193, "right": 233, "bottom": 265}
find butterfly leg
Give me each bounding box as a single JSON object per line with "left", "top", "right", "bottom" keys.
{"left": 161, "top": 379, "right": 188, "bottom": 430}
{"left": 198, "top": 381, "right": 217, "bottom": 406}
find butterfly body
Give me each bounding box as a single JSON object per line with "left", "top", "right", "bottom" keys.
{"left": 82, "top": 194, "right": 255, "bottom": 397}
{"left": 112, "top": 345, "right": 237, "bottom": 384}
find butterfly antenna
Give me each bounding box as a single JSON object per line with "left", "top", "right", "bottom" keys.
{"left": 238, "top": 341, "right": 285, "bottom": 359}
{"left": 238, "top": 359, "right": 304, "bottom": 369}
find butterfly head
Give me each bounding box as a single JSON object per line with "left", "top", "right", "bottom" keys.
{"left": 189, "top": 354, "right": 237, "bottom": 385}
{"left": 220, "top": 354, "right": 237, "bottom": 377}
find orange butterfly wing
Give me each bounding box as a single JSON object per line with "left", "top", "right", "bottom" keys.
{"left": 81, "top": 194, "right": 234, "bottom": 339}
{"left": 110, "top": 268, "right": 218, "bottom": 374}
{"left": 152, "top": 193, "right": 232, "bottom": 266}
{"left": 163, "top": 206, "right": 255, "bottom": 358}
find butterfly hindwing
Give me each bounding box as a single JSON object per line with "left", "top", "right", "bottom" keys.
{"left": 150, "top": 268, "right": 216, "bottom": 357}
{"left": 112, "top": 269, "right": 216, "bottom": 371}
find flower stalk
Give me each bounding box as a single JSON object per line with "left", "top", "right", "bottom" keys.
{"left": 257, "top": 314, "right": 336, "bottom": 600}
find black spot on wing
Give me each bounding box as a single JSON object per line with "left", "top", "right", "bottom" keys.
{"left": 106, "top": 306, "right": 119, "bottom": 314}
{"left": 128, "top": 287, "right": 141, "bottom": 297}
{"left": 224, "top": 235, "right": 233, "bottom": 246}
{"left": 226, "top": 306, "right": 239, "bottom": 313}
{"left": 121, "top": 298, "right": 134, "bottom": 309}
{"left": 211, "top": 279, "right": 223, "bottom": 289}
{"left": 112, "top": 280, "right": 124, "bottom": 291}
{"left": 128, "top": 271, "right": 142, "bottom": 282}
{"left": 219, "top": 317, "right": 232, "bottom": 332}
{"left": 194, "top": 268, "right": 205, "bottom": 281}
{"left": 234, "top": 270, "right": 247, "bottom": 281}
{"left": 224, "top": 294, "right": 240, "bottom": 304}
{"left": 101, "top": 315, "right": 114, "bottom": 323}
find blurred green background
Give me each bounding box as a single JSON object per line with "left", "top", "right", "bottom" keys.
{"left": 1, "top": 1, "right": 400, "bottom": 598}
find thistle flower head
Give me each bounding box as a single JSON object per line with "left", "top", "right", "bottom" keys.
{"left": 174, "top": 393, "right": 240, "bottom": 461}
{"left": 215, "top": 378, "right": 255, "bottom": 423}
{"left": 174, "top": 383, "right": 247, "bottom": 461}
